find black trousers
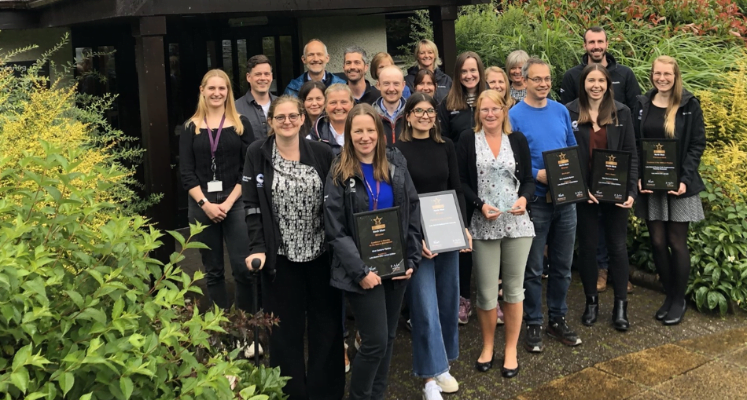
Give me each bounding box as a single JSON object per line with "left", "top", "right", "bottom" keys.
{"left": 188, "top": 198, "right": 254, "bottom": 311}
{"left": 262, "top": 254, "right": 345, "bottom": 400}
{"left": 576, "top": 202, "right": 630, "bottom": 300}
{"left": 458, "top": 252, "right": 473, "bottom": 299}
{"left": 346, "top": 280, "right": 408, "bottom": 400}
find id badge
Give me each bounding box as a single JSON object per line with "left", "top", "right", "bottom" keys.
{"left": 207, "top": 180, "right": 223, "bottom": 193}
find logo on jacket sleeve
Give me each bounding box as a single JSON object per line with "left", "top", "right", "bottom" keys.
{"left": 571, "top": 120, "right": 579, "bottom": 131}
{"left": 242, "top": 175, "right": 252, "bottom": 182}
{"left": 349, "top": 178, "right": 356, "bottom": 192}
{"left": 638, "top": 109, "right": 643, "bottom": 120}
{"left": 256, "top": 174, "right": 264, "bottom": 188}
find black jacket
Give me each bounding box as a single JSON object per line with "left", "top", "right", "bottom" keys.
{"left": 405, "top": 65, "right": 453, "bottom": 94}
{"left": 355, "top": 80, "right": 381, "bottom": 105}
{"left": 242, "top": 135, "right": 336, "bottom": 275}
{"left": 373, "top": 98, "right": 406, "bottom": 145}
{"left": 566, "top": 99, "right": 639, "bottom": 200}
{"left": 324, "top": 148, "right": 423, "bottom": 294}
{"left": 632, "top": 88, "right": 706, "bottom": 198}
{"left": 308, "top": 115, "right": 342, "bottom": 155}
{"left": 235, "top": 91, "right": 277, "bottom": 140}
{"left": 456, "top": 131, "right": 535, "bottom": 223}
{"left": 560, "top": 53, "right": 641, "bottom": 111}
{"left": 438, "top": 100, "right": 475, "bottom": 144}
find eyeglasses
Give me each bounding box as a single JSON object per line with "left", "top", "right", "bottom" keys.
{"left": 273, "top": 113, "right": 301, "bottom": 123}
{"left": 479, "top": 107, "right": 505, "bottom": 115}
{"left": 412, "top": 108, "right": 436, "bottom": 117}
{"left": 527, "top": 76, "right": 552, "bottom": 84}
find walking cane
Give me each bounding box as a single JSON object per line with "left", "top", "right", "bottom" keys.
{"left": 250, "top": 258, "right": 262, "bottom": 367}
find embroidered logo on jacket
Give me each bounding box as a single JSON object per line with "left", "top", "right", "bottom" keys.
{"left": 256, "top": 174, "right": 264, "bottom": 188}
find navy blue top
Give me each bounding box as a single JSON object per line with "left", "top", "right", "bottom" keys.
{"left": 361, "top": 162, "right": 394, "bottom": 210}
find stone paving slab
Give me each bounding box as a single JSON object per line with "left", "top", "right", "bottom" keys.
{"left": 595, "top": 344, "right": 710, "bottom": 386}
{"left": 652, "top": 360, "right": 747, "bottom": 400}
{"left": 513, "top": 367, "right": 643, "bottom": 400}
{"left": 676, "top": 327, "right": 747, "bottom": 357}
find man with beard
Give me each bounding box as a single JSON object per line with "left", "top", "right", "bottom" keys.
{"left": 343, "top": 46, "right": 380, "bottom": 105}
{"left": 236, "top": 54, "right": 277, "bottom": 140}
{"left": 284, "top": 39, "right": 345, "bottom": 97}
{"left": 374, "top": 66, "right": 407, "bottom": 145}
{"left": 560, "top": 27, "right": 640, "bottom": 110}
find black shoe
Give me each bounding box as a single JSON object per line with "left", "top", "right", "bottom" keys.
{"left": 581, "top": 295, "right": 599, "bottom": 326}
{"left": 501, "top": 359, "right": 520, "bottom": 378}
{"left": 475, "top": 354, "right": 494, "bottom": 372}
{"left": 523, "top": 324, "right": 544, "bottom": 353}
{"left": 655, "top": 296, "right": 673, "bottom": 321}
{"left": 612, "top": 299, "right": 630, "bottom": 331}
{"left": 663, "top": 300, "right": 687, "bottom": 325}
{"left": 547, "top": 317, "right": 582, "bottom": 347}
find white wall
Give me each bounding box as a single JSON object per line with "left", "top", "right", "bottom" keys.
{"left": 298, "top": 15, "right": 387, "bottom": 82}
{"left": 1, "top": 28, "right": 73, "bottom": 83}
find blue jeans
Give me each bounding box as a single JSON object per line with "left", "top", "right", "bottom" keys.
{"left": 524, "top": 196, "right": 577, "bottom": 326}
{"left": 409, "top": 251, "right": 459, "bottom": 378}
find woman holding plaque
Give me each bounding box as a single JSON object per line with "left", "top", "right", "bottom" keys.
{"left": 242, "top": 96, "right": 345, "bottom": 400}
{"left": 633, "top": 56, "right": 706, "bottom": 326}
{"left": 565, "top": 64, "right": 637, "bottom": 331}
{"left": 456, "top": 90, "right": 535, "bottom": 377}
{"left": 394, "top": 93, "right": 471, "bottom": 399}
{"left": 438, "top": 51, "right": 488, "bottom": 326}
{"left": 325, "top": 103, "right": 422, "bottom": 400}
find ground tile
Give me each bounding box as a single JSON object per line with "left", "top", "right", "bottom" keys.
{"left": 722, "top": 346, "right": 747, "bottom": 368}
{"left": 676, "top": 327, "right": 747, "bottom": 357}
{"left": 626, "top": 390, "right": 674, "bottom": 400}
{"left": 514, "top": 367, "right": 643, "bottom": 400}
{"left": 595, "top": 343, "right": 710, "bottom": 386}
{"left": 653, "top": 361, "right": 747, "bottom": 400}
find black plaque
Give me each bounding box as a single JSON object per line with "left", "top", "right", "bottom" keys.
{"left": 542, "top": 146, "right": 589, "bottom": 205}
{"left": 419, "top": 190, "right": 469, "bottom": 253}
{"left": 590, "top": 149, "right": 632, "bottom": 203}
{"left": 354, "top": 207, "right": 407, "bottom": 279}
{"left": 641, "top": 139, "right": 679, "bottom": 191}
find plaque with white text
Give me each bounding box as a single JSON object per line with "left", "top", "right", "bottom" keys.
{"left": 641, "top": 139, "right": 679, "bottom": 191}
{"left": 590, "top": 149, "right": 632, "bottom": 203}
{"left": 542, "top": 146, "right": 589, "bottom": 206}
{"left": 354, "top": 207, "right": 406, "bottom": 279}
{"left": 419, "top": 190, "right": 469, "bottom": 253}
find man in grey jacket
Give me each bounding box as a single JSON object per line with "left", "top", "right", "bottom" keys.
{"left": 236, "top": 54, "right": 277, "bottom": 140}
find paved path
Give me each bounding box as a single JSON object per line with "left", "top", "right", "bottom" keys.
{"left": 177, "top": 240, "right": 747, "bottom": 399}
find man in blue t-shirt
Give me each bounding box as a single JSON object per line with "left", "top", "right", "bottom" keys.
{"left": 509, "top": 58, "right": 581, "bottom": 354}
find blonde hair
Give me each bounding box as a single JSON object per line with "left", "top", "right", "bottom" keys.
{"left": 651, "top": 56, "right": 683, "bottom": 138}
{"left": 506, "top": 50, "right": 529, "bottom": 71}
{"left": 325, "top": 83, "right": 355, "bottom": 105}
{"left": 266, "top": 95, "right": 304, "bottom": 137}
{"left": 190, "top": 69, "right": 244, "bottom": 135}
{"left": 414, "top": 39, "right": 442, "bottom": 69}
{"left": 474, "top": 90, "right": 513, "bottom": 134}
{"left": 332, "top": 104, "right": 390, "bottom": 185}
{"left": 484, "top": 66, "right": 515, "bottom": 108}
{"left": 370, "top": 52, "right": 395, "bottom": 81}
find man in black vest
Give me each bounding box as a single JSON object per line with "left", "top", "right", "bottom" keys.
{"left": 236, "top": 54, "right": 277, "bottom": 140}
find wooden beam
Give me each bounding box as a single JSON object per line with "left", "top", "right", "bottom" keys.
{"left": 133, "top": 16, "right": 175, "bottom": 262}
{"left": 0, "top": 10, "right": 38, "bottom": 29}
{"left": 430, "top": 5, "right": 458, "bottom": 79}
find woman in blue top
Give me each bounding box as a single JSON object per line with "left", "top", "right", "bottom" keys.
{"left": 324, "top": 103, "right": 422, "bottom": 400}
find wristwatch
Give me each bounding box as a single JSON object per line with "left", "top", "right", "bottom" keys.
{"left": 197, "top": 198, "right": 208, "bottom": 207}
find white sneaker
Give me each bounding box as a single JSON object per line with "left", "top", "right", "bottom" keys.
{"left": 244, "top": 341, "right": 264, "bottom": 359}
{"left": 434, "top": 371, "right": 459, "bottom": 393}
{"left": 422, "top": 381, "right": 443, "bottom": 400}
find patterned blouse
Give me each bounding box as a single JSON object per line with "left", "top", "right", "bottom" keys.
{"left": 271, "top": 143, "right": 325, "bottom": 262}
{"left": 510, "top": 87, "right": 527, "bottom": 103}
{"left": 470, "top": 132, "right": 535, "bottom": 240}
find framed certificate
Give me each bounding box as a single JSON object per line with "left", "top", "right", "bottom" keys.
{"left": 418, "top": 190, "right": 469, "bottom": 253}
{"left": 590, "top": 149, "right": 632, "bottom": 203}
{"left": 353, "top": 206, "right": 407, "bottom": 279}
{"left": 542, "top": 146, "right": 589, "bottom": 206}
{"left": 641, "top": 139, "right": 679, "bottom": 191}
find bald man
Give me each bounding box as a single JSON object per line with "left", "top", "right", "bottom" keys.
{"left": 283, "top": 39, "right": 345, "bottom": 97}
{"left": 374, "top": 66, "right": 407, "bottom": 145}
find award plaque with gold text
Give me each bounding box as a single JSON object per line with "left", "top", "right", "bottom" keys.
{"left": 542, "top": 146, "right": 589, "bottom": 206}
{"left": 641, "top": 139, "right": 679, "bottom": 191}
{"left": 419, "top": 190, "right": 469, "bottom": 253}
{"left": 590, "top": 149, "right": 632, "bottom": 203}
{"left": 353, "top": 207, "right": 406, "bottom": 279}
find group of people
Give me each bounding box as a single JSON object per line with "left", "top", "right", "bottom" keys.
{"left": 178, "top": 25, "right": 706, "bottom": 400}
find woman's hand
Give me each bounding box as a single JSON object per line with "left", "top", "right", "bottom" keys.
{"left": 616, "top": 196, "right": 635, "bottom": 209}
{"left": 508, "top": 197, "right": 528, "bottom": 215}
{"left": 587, "top": 191, "right": 599, "bottom": 204}
{"left": 217, "top": 199, "right": 234, "bottom": 214}
{"left": 422, "top": 240, "right": 438, "bottom": 259}
{"left": 359, "top": 271, "right": 382, "bottom": 289}
{"left": 392, "top": 268, "right": 414, "bottom": 281}
{"left": 481, "top": 203, "right": 501, "bottom": 220}
{"left": 460, "top": 229, "right": 473, "bottom": 253}
{"left": 245, "top": 253, "right": 266, "bottom": 271}
{"left": 203, "top": 202, "right": 227, "bottom": 223}
{"left": 638, "top": 179, "right": 654, "bottom": 194}
{"left": 667, "top": 182, "right": 687, "bottom": 196}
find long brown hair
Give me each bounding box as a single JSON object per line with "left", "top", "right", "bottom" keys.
{"left": 266, "top": 95, "right": 304, "bottom": 136}
{"left": 332, "top": 104, "right": 390, "bottom": 185}
{"left": 651, "top": 56, "right": 682, "bottom": 138}
{"left": 577, "top": 63, "right": 617, "bottom": 127}
{"left": 190, "top": 69, "right": 244, "bottom": 135}
{"left": 445, "top": 51, "right": 487, "bottom": 111}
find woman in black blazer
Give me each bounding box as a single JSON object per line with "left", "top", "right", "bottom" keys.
{"left": 566, "top": 64, "right": 638, "bottom": 331}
